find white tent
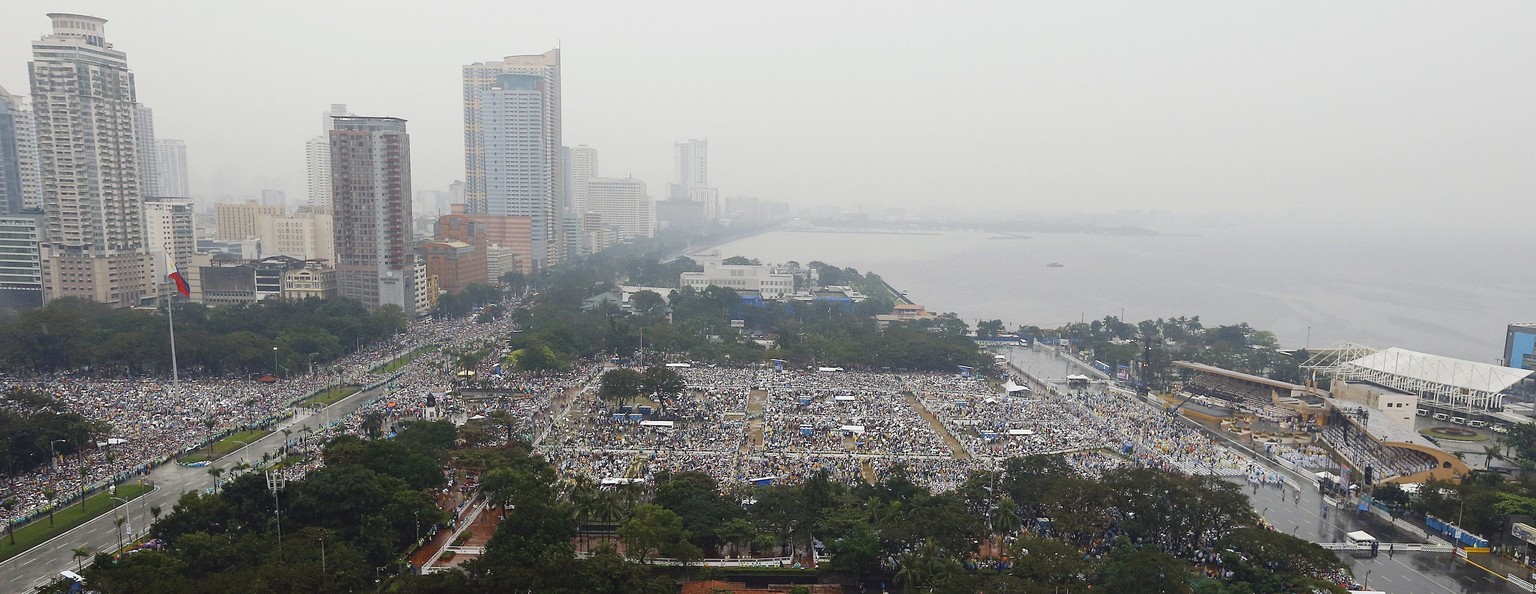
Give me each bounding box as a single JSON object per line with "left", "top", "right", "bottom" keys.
{"left": 1003, "top": 381, "right": 1031, "bottom": 394}
{"left": 1007, "top": 429, "right": 1035, "bottom": 436}
{"left": 639, "top": 420, "right": 675, "bottom": 428}
{"left": 818, "top": 366, "right": 845, "bottom": 372}
{"left": 665, "top": 362, "right": 692, "bottom": 368}
{"left": 839, "top": 424, "right": 866, "bottom": 434}
{"left": 834, "top": 395, "right": 857, "bottom": 401}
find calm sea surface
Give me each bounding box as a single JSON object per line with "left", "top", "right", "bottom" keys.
{"left": 710, "top": 224, "right": 1532, "bottom": 362}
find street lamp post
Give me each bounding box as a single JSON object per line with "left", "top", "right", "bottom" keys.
{"left": 109, "top": 496, "right": 130, "bottom": 552}
{"left": 49, "top": 439, "right": 66, "bottom": 474}
{"left": 272, "top": 346, "right": 280, "bottom": 377}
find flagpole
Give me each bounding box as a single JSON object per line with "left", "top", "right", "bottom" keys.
{"left": 164, "top": 249, "right": 180, "bottom": 392}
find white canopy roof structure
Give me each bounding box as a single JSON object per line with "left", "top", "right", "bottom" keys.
{"left": 1066, "top": 374, "right": 1091, "bottom": 382}
{"left": 665, "top": 362, "right": 691, "bottom": 368}
{"left": 840, "top": 424, "right": 866, "bottom": 434}
{"left": 833, "top": 395, "right": 857, "bottom": 401}
{"left": 1339, "top": 347, "right": 1532, "bottom": 410}
{"left": 1008, "top": 429, "right": 1035, "bottom": 436}
{"left": 1003, "top": 381, "right": 1031, "bottom": 393}
{"left": 639, "top": 420, "right": 675, "bottom": 428}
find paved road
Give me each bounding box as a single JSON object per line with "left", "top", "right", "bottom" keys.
{"left": 1236, "top": 476, "right": 1521, "bottom": 593}
{"left": 0, "top": 381, "right": 390, "bottom": 593}
{"left": 1002, "top": 344, "right": 1081, "bottom": 385}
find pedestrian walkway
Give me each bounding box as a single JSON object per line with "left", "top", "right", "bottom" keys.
{"left": 905, "top": 394, "right": 969, "bottom": 459}
{"left": 743, "top": 388, "right": 767, "bottom": 454}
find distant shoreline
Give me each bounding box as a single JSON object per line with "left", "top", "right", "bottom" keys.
{"left": 783, "top": 228, "right": 942, "bottom": 236}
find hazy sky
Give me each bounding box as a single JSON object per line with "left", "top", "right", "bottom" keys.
{"left": 2, "top": 1, "right": 1532, "bottom": 229}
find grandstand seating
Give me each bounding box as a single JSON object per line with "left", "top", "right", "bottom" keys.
{"left": 1184, "top": 374, "right": 1293, "bottom": 422}
{"left": 1320, "top": 425, "right": 1435, "bottom": 482}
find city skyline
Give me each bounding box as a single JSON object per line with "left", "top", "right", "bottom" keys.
{"left": 3, "top": 2, "right": 1532, "bottom": 230}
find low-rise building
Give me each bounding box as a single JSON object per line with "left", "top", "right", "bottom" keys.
{"left": 282, "top": 263, "right": 337, "bottom": 301}
{"left": 679, "top": 258, "right": 795, "bottom": 299}
{"left": 421, "top": 240, "right": 486, "bottom": 293}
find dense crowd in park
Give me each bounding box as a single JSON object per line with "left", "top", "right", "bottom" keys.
{"left": 528, "top": 363, "right": 1259, "bottom": 496}
{"left": 0, "top": 309, "right": 555, "bottom": 527}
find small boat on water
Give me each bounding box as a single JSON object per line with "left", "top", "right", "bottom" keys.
{"left": 1046, "top": 262, "right": 1064, "bottom": 268}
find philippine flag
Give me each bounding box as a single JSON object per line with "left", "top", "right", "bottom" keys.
{"left": 166, "top": 253, "right": 190, "bottom": 297}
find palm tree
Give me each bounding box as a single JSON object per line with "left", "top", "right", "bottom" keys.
{"left": 77, "top": 466, "right": 87, "bottom": 510}
{"left": 149, "top": 505, "right": 162, "bottom": 526}
{"left": 1483, "top": 445, "right": 1503, "bottom": 471}
{"left": 43, "top": 487, "right": 57, "bottom": 526}
{"left": 894, "top": 551, "right": 927, "bottom": 590}
{"left": 993, "top": 496, "right": 1021, "bottom": 537}
{"left": 71, "top": 546, "right": 91, "bottom": 571}
{"left": 207, "top": 466, "right": 226, "bottom": 489}
{"left": 113, "top": 515, "right": 126, "bottom": 553}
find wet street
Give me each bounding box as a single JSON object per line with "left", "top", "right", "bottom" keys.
{"left": 1236, "top": 477, "right": 1522, "bottom": 593}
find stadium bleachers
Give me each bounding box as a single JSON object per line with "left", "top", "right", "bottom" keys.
{"left": 1184, "top": 374, "right": 1293, "bottom": 422}
{"left": 1320, "top": 424, "right": 1435, "bottom": 482}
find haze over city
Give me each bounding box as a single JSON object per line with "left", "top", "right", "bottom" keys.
{"left": 3, "top": 1, "right": 1532, "bottom": 229}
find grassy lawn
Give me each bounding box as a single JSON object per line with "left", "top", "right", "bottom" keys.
{"left": 0, "top": 483, "right": 151, "bottom": 563}
{"left": 297, "top": 385, "right": 360, "bottom": 408}
{"left": 371, "top": 345, "right": 437, "bottom": 374}
{"left": 179, "top": 429, "right": 272, "bottom": 463}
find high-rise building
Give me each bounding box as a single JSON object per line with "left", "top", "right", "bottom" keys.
{"left": 134, "top": 104, "right": 157, "bottom": 202}
{"left": 448, "top": 180, "right": 466, "bottom": 209}
{"left": 214, "top": 200, "right": 283, "bottom": 241}
{"left": 435, "top": 213, "right": 533, "bottom": 275}
{"left": 421, "top": 240, "right": 486, "bottom": 294}
{"left": 463, "top": 50, "right": 562, "bottom": 268}
{"left": 1507, "top": 323, "right": 1536, "bottom": 371}
{"left": 330, "top": 116, "right": 414, "bottom": 312}
{"left": 31, "top": 13, "right": 154, "bottom": 306}
{"left": 568, "top": 145, "right": 598, "bottom": 212}
{"left": 585, "top": 176, "right": 654, "bottom": 241}
{"left": 671, "top": 138, "right": 708, "bottom": 199}
{"left": 305, "top": 104, "right": 350, "bottom": 212}
{"left": 0, "top": 211, "right": 45, "bottom": 309}
{"left": 142, "top": 196, "right": 193, "bottom": 286}
{"left": 153, "top": 139, "right": 188, "bottom": 197}
{"left": 0, "top": 87, "right": 27, "bottom": 215}
{"left": 260, "top": 189, "right": 286, "bottom": 209}
{"left": 0, "top": 88, "right": 42, "bottom": 213}
{"left": 257, "top": 209, "right": 334, "bottom": 263}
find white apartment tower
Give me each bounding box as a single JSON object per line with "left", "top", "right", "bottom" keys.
{"left": 463, "top": 50, "right": 563, "bottom": 268}
{"left": 568, "top": 145, "right": 597, "bottom": 213}
{"left": 585, "top": 177, "right": 653, "bottom": 241}
{"left": 133, "top": 104, "right": 157, "bottom": 200}
{"left": 142, "top": 196, "right": 193, "bottom": 283}
{"left": 672, "top": 138, "right": 707, "bottom": 198}
{"left": 305, "top": 103, "right": 350, "bottom": 212}
{"left": 30, "top": 14, "right": 154, "bottom": 306}
{"left": 154, "top": 139, "right": 188, "bottom": 196}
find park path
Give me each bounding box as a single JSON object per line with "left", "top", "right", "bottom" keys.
{"left": 905, "top": 394, "right": 970, "bottom": 459}
{"left": 860, "top": 459, "right": 877, "bottom": 484}
{"left": 742, "top": 388, "right": 768, "bottom": 454}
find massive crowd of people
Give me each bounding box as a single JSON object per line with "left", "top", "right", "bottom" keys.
{"left": 3, "top": 304, "right": 1329, "bottom": 536}
{"left": 531, "top": 364, "right": 1260, "bottom": 494}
